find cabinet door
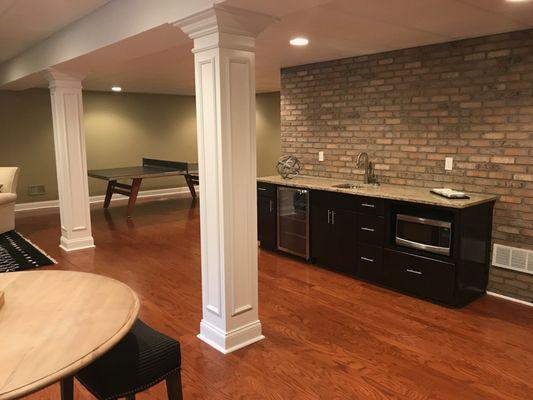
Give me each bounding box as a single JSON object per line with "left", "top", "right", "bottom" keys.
{"left": 328, "top": 208, "right": 357, "bottom": 274}
{"left": 257, "top": 195, "right": 276, "bottom": 250}
{"left": 311, "top": 191, "right": 357, "bottom": 275}
{"left": 310, "top": 203, "right": 331, "bottom": 263}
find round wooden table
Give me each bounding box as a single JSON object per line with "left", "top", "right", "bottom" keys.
{"left": 0, "top": 271, "right": 140, "bottom": 400}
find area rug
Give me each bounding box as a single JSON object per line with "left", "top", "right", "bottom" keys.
{"left": 0, "top": 231, "right": 56, "bottom": 272}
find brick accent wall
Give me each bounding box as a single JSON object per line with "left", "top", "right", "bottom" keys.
{"left": 280, "top": 29, "right": 533, "bottom": 302}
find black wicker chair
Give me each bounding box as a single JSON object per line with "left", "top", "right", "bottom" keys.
{"left": 73, "top": 319, "right": 183, "bottom": 400}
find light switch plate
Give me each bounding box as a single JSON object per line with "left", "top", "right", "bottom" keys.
{"left": 318, "top": 151, "right": 324, "bottom": 162}
{"left": 445, "top": 157, "right": 453, "bottom": 171}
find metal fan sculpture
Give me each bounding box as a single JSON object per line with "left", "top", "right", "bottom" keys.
{"left": 277, "top": 155, "right": 301, "bottom": 179}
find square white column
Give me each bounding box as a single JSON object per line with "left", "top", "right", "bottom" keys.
{"left": 45, "top": 70, "right": 94, "bottom": 251}
{"left": 177, "top": 5, "right": 276, "bottom": 353}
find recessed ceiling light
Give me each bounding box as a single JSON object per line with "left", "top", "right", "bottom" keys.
{"left": 506, "top": 0, "right": 531, "bottom": 2}
{"left": 290, "top": 37, "right": 309, "bottom": 46}
{"left": 111, "top": 86, "right": 122, "bottom": 92}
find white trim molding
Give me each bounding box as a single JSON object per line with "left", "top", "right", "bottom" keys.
{"left": 15, "top": 186, "right": 196, "bottom": 212}
{"left": 198, "top": 319, "right": 264, "bottom": 354}
{"left": 487, "top": 291, "right": 533, "bottom": 307}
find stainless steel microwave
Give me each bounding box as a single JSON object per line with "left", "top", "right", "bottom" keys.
{"left": 395, "top": 214, "right": 452, "bottom": 256}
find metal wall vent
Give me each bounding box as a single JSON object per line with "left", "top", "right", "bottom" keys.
{"left": 492, "top": 244, "right": 533, "bottom": 275}
{"left": 28, "top": 185, "right": 46, "bottom": 196}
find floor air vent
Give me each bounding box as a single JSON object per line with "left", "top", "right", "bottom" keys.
{"left": 492, "top": 244, "right": 533, "bottom": 275}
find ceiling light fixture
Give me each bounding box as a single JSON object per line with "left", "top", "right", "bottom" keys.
{"left": 290, "top": 37, "right": 309, "bottom": 46}
{"left": 506, "top": 0, "right": 531, "bottom": 2}
{"left": 111, "top": 86, "right": 122, "bottom": 92}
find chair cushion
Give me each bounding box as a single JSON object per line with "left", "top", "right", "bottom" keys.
{"left": 76, "top": 320, "right": 181, "bottom": 400}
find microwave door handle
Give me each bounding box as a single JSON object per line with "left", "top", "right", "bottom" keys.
{"left": 396, "top": 214, "right": 451, "bottom": 229}
{"left": 395, "top": 237, "right": 450, "bottom": 256}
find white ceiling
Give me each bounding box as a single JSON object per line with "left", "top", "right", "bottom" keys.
{"left": 2, "top": 0, "right": 533, "bottom": 93}
{"left": 0, "top": 0, "right": 110, "bottom": 63}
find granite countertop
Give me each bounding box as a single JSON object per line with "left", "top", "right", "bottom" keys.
{"left": 257, "top": 175, "right": 498, "bottom": 209}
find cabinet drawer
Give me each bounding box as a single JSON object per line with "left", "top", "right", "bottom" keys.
{"left": 383, "top": 249, "right": 455, "bottom": 304}
{"left": 357, "top": 214, "right": 384, "bottom": 245}
{"left": 357, "top": 245, "right": 383, "bottom": 282}
{"left": 257, "top": 182, "right": 276, "bottom": 198}
{"left": 357, "top": 196, "right": 384, "bottom": 216}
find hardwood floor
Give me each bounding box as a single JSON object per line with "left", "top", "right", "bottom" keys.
{"left": 14, "top": 196, "right": 533, "bottom": 400}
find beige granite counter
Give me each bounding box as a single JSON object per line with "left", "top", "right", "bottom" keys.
{"left": 257, "top": 175, "right": 498, "bottom": 209}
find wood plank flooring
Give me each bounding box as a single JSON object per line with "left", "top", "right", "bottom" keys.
{"left": 12, "top": 196, "right": 533, "bottom": 400}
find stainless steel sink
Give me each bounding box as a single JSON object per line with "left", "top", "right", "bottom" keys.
{"left": 332, "top": 183, "right": 364, "bottom": 189}
{"left": 332, "top": 182, "right": 380, "bottom": 189}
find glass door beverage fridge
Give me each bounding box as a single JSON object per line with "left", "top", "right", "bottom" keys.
{"left": 277, "top": 187, "right": 310, "bottom": 259}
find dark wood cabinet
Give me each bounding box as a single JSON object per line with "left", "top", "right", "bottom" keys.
{"left": 327, "top": 208, "right": 357, "bottom": 273}
{"left": 257, "top": 183, "right": 277, "bottom": 250}
{"left": 257, "top": 180, "right": 495, "bottom": 307}
{"left": 357, "top": 244, "right": 384, "bottom": 282}
{"left": 310, "top": 202, "right": 329, "bottom": 263}
{"left": 356, "top": 196, "right": 384, "bottom": 216}
{"left": 311, "top": 191, "right": 357, "bottom": 274}
{"left": 357, "top": 214, "right": 384, "bottom": 246}
{"left": 355, "top": 198, "right": 385, "bottom": 282}
{"left": 383, "top": 249, "right": 455, "bottom": 304}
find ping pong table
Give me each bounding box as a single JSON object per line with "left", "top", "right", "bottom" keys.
{"left": 88, "top": 158, "right": 199, "bottom": 216}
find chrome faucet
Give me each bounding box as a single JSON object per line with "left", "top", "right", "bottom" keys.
{"left": 356, "top": 152, "right": 378, "bottom": 185}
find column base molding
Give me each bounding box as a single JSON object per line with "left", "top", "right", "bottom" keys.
{"left": 59, "top": 236, "right": 95, "bottom": 252}
{"left": 197, "top": 319, "right": 264, "bottom": 354}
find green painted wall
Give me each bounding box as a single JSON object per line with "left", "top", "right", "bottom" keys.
{"left": 256, "top": 92, "right": 281, "bottom": 177}
{"left": 0, "top": 89, "right": 281, "bottom": 204}
{"left": 0, "top": 89, "right": 57, "bottom": 203}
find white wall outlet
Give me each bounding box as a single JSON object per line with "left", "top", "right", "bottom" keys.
{"left": 318, "top": 151, "right": 324, "bottom": 162}
{"left": 445, "top": 157, "right": 453, "bottom": 171}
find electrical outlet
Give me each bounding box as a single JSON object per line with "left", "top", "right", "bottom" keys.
{"left": 318, "top": 151, "right": 324, "bottom": 162}
{"left": 445, "top": 157, "right": 453, "bottom": 171}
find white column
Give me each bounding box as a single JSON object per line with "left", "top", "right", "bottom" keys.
{"left": 44, "top": 69, "right": 94, "bottom": 251}
{"left": 177, "top": 5, "right": 276, "bottom": 353}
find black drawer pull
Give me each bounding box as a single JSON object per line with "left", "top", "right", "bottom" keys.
{"left": 257, "top": 187, "right": 267, "bottom": 191}
{"left": 361, "top": 227, "right": 375, "bottom": 232}
{"left": 406, "top": 268, "right": 422, "bottom": 275}
{"left": 361, "top": 203, "right": 375, "bottom": 208}
{"left": 360, "top": 257, "right": 374, "bottom": 263}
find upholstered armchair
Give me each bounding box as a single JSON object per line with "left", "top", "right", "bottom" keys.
{"left": 0, "top": 167, "right": 20, "bottom": 234}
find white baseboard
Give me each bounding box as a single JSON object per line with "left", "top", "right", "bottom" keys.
{"left": 15, "top": 186, "right": 197, "bottom": 212}
{"left": 59, "top": 235, "right": 96, "bottom": 252}
{"left": 197, "top": 319, "right": 265, "bottom": 354}
{"left": 487, "top": 291, "right": 533, "bottom": 307}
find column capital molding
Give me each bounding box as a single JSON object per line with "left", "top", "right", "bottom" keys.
{"left": 44, "top": 69, "right": 85, "bottom": 90}
{"left": 175, "top": 4, "right": 277, "bottom": 52}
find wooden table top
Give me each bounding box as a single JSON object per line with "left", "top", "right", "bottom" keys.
{"left": 0, "top": 271, "right": 140, "bottom": 400}
{"left": 88, "top": 166, "right": 185, "bottom": 180}
{"left": 88, "top": 163, "right": 198, "bottom": 181}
